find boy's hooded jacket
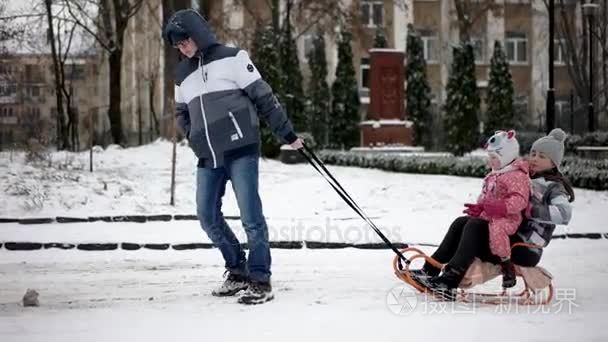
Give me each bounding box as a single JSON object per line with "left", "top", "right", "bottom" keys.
{"left": 163, "top": 9, "right": 297, "bottom": 168}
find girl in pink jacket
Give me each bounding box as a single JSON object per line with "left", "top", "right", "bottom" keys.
{"left": 464, "top": 130, "right": 530, "bottom": 288}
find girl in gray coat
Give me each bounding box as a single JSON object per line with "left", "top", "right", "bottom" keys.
{"left": 518, "top": 128, "right": 575, "bottom": 254}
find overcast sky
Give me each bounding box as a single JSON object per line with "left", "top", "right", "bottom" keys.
{"left": 1, "top": 0, "right": 96, "bottom": 55}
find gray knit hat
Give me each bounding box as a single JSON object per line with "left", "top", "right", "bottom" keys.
{"left": 530, "top": 128, "right": 567, "bottom": 169}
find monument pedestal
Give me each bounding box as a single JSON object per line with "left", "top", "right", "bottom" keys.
{"left": 360, "top": 120, "right": 413, "bottom": 146}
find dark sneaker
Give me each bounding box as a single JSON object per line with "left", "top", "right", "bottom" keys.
{"left": 408, "top": 262, "right": 441, "bottom": 284}
{"left": 427, "top": 266, "right": 464, "bottom": 301}
{"left": 408, "top": 269, "right": 434, "bottom": 288}
{"left": 237, "top": 280, "right": 274, "bottom": 305}
{"left": 211, "top": 272, "right": 249, "bottom": 297}
{"left": 501, "top": 260, "right": 517, "bottom": 289}
{"left": 409, "top": 269, "right": 432, "bottom": 279}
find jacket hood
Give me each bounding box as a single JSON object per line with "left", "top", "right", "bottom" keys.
{"left": 163, "top": 9, "right": 218, "bottom": 55}
{"left": 511, "top": 159, "right": 529, "bottom": 174}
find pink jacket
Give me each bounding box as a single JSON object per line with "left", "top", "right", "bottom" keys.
{"left": 479, "top": 159, "right": 530, "bottom": 258}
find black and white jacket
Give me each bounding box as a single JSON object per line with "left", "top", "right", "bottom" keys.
{"left": 518, "top": 177, "right": 573, "bottom": 248}
{"left": 163, "top": 9, "right": 297, "bottom": 168}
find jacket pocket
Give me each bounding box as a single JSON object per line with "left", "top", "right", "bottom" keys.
{"left": 228, "top": 111, "right": 244, "bottom": 141}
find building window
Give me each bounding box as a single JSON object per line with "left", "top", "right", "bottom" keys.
{"left": 24, "top": 64, "right": 42, "bottom": 82}
{"left": 420, "top": 31, "right": 438, "bottom": 63}
{"left": 513, "top": 95, "right": 529, "bottom": 117}
{"left": 555, "top": 100, "right": 568, "bottom": 113}
{"left": 361, "top": 1, "right": 383, "bottom": 28}
{"left": 506, "top": 32, "right": 528, "bottom": 64}
{"left": 67, "top": 64, "right": 85, "bottom": 80}
{"left": 0, "top": 84, "right": 17, "bottom": 97}
{"left": 28, "top": 86, "right": 41, "bottom": 97}
{"left": 471, "top": 38, "right": 484, "bottom": 63}
{"left": 555, "top": 39, "right": 566, "bottom": 65}
{"left": 360, "top": 57, "right": 370, "bottom": 90}
{"left": 0, "top": 64, "right": 13, "bottom": 75}
{"left": 2, "top": 107, "right": 14, "bottom": 117}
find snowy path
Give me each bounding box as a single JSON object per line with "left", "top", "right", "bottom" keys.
{"left": 1, "top": 240, "right": 607, "bottom": 342}
{"left": 2, "top": 142, "right": 607, "bottom": 341}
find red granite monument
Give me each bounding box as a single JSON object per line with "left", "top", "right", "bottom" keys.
{"left": 360, "top": 49, "right": 413, "bottom": 147}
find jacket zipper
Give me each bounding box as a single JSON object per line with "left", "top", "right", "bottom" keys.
{"left": 228, "top": 111, "right": 243, "bottom": 139}
{"left": 198, "top": 56, "right": 217, "bottom": 168}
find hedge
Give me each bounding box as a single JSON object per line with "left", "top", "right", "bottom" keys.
{"left": 517, "top": 131, "right": 608, "bottom": 154}
{"left": 317, "top": 150, "right": 608, "bottom": 191}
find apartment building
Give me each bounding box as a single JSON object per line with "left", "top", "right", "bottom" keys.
{"left": 0, "top": 53, "right": 99, "bottom": 149}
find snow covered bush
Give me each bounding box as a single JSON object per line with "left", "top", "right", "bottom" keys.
{"left": 565, "top": 131, "right": 608, "bottom": 152}
{"left": 518, "top": 131, "right": 608, "bottom": 156}
{"left": 317, "top": 150, "right": 607, "bottom": 190}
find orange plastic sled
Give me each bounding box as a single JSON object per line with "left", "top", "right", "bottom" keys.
{"left": 393, "top": 243, "right": 554, "bottom": 305}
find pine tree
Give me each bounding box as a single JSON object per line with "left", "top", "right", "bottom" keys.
{"left": 330, "top": 28, "right": 360, "bottom": 149}
{"left": 405, "top": 26, "right": 433, "bottom": 149}
{"left": 373, "top": 27, "right": 388, "bottom": 48}
{"left": 252, "top": 25, "right": 283, "bottom": 157}
{"left": 484, "top": 41, "right": 515, "bottom": 138}
{"left": 307, "top": 32, "right": 330, "bottom": 148}
{"left": 443, "top": 42, "right": 481, "bottom": 156}
{"left": 279, "top": 0, "right": 306, "bottom": 132}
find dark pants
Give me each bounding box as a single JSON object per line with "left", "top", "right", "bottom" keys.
{"left": 430, "top": 216, "right": 542, "bottom": 274}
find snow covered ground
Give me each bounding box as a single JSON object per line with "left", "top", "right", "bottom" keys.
{"left": 1, "top": 141, "right": 607, "bottom": 341}
{"left": 1, "top": 241, "right": 607, "bottom": 342}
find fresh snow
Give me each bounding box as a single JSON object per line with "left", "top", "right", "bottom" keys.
{"left": 0, "top": 242, "right": 607, "bottom": 342}
{"left": 1, "top": 140, "right": 607, "bottom": 341}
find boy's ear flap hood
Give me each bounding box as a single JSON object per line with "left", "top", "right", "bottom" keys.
{"left": 163, "top": 9, "right": 218, "bottom": 53}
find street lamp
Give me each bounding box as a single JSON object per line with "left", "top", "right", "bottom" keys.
{"left": 582, "top": 0, "right": 599, "bottom": 132}
{"left": 547, "top": 0, "right": 555, "bottom": 134}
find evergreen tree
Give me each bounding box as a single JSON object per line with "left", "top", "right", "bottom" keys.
{"left": 307, "top": 32, "right": 330, "bottom": 147}
{"left": 373, "top": 27, "right": 388, "bottom": 48}
{"left": 443, "top": 42, "right": 481, "bottom": 156}
{"left": 330, "top": 28, "right": 360, "bottom": 149}
{"left": 405, "top": 25, "right": 433, "bottom": 149}
{"left": 484, "top": 41, "right": 515, "bottom": 138}
{"left": 252, "top": 25, "right": 283, "bottom": 157}
{"left": 279, "top": 1, "right": 306, "bottom": 132}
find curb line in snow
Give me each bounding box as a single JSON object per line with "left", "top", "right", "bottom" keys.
{"left": 0, "top": 215, "right": 243, "bottom": 225}
{"left": 3, "top": 236, "right": 607, "bottom": 252}
{"left": 0, "top": 241, "right": 433, "bottom": 251}
{"left": 0, "top": 215, "right": 389, "bottom": 226}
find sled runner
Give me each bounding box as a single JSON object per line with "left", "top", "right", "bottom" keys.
{"left": 298, "top": 144, "right": 553, "bottom": 306}
{"left": 392, "top": 243, "right": 554, "bottom": 305}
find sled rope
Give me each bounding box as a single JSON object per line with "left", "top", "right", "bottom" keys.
{"left": 298, "top": 143, "right": 409, "bottom": 267}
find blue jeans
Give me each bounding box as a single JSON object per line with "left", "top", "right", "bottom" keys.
{"left": 196, "top": 153, "right": 271, "bottom": 283}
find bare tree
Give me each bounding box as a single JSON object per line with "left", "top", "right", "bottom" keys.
{"left": 37, "top": 0, "right": 93, "bottom": 151}
{"left": 208, "top": 0, "right": 407, "bottom": 50}
{"left": 453, "top": 0, "right": 502, "bottom": 42}
{"left": 161, "top": 0, "right": 189, "bottom": 138}
{"left": 44, "top": 0, "right": 70, "bottom": 150}
{"left": 66, "top": 0, "right": 144, "bottom": 145}
{"left": 548, "top": 0, "right": 608, "bottom": 129}
{"left": 0, "top": 0, "right": 28, "bottom": 52}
